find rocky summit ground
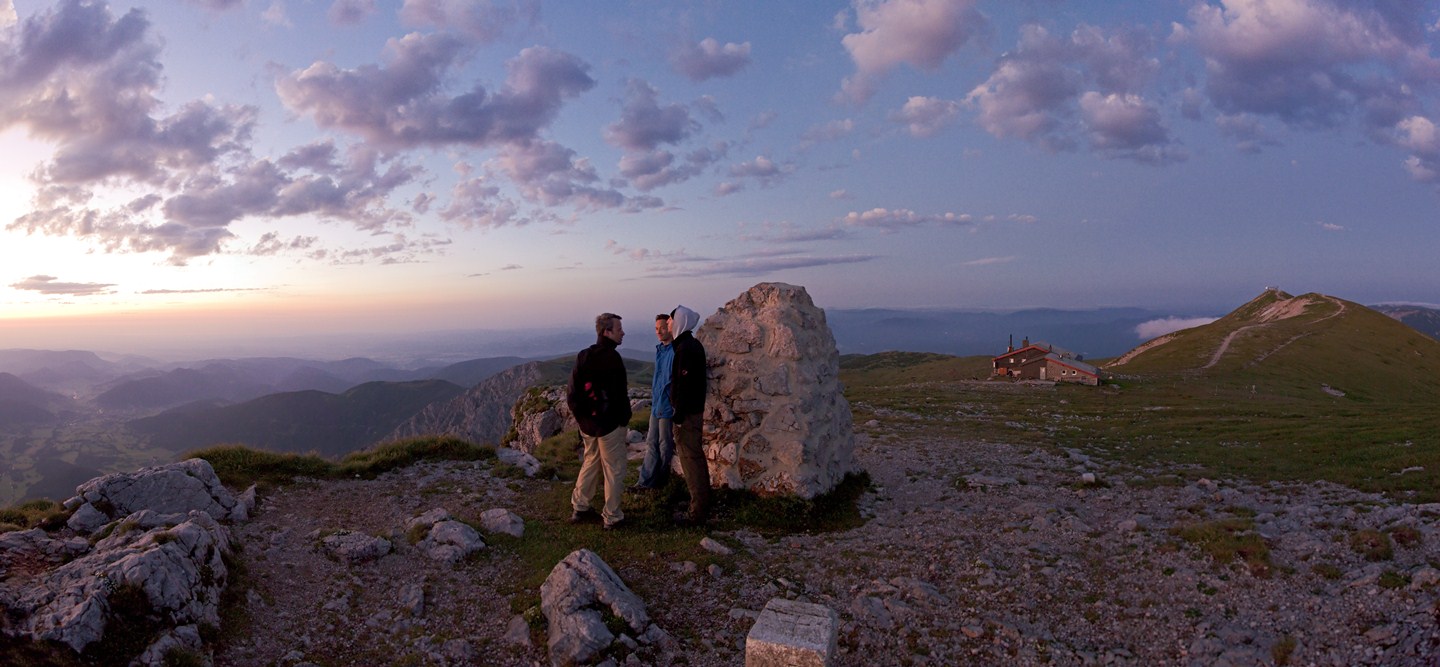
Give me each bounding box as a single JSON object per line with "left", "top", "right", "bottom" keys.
{"left": 217, "top": 416, "right": 1440, "bottom": 666}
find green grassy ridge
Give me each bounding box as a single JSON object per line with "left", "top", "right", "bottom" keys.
{"left": 1111, "top": 292, "right": 1440, "bottom": 404}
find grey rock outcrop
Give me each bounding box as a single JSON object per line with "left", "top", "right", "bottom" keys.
{"left": 64, "top": 458, "right": 248, "bottom": 532}
{"left": 540, "top": 549, "right": 671, "bottom": 666}
{"left": 391, "top": 361, "right": 545, "bottom": 446}
{"left": 1, "top": 509, "right": 231, "bottom": 658}
{"left": 696, "top": 283, "right": 859, "bottom": 498}
{"left": 508, "top": 386, "right": 573, "bottom": 453}
{"left": 507, "top": 385, "right": 649, "bottom": 455}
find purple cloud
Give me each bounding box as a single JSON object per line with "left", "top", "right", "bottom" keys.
{"left": 966, "top": 23, "right": 1181, "bottom": 162}
{"left": 277, "top": 39, "right": 594, "bottom": 149}
{"left": 670, "top": 37, "right": 752, "bottom": 81}
{"left": 1078, "top": 92, "right": 1182, "bottom": 164}
{"left": 437, "top": 168, "right": 523, "bottom": 228}
{"left": 181, "top": 0, "right": 244, "bottom": 10}
{"left": 399, "top": 0, "right": 538, "bottom": 43}
{"left": 840, "top": 0, "right": 988, "bottom": 104}
{"left": 726, "top": 156, "right": 795, "bottom": 187}
{"left": 643, "top": 251, "right": 880, "bottom": 278}
{"left": 604, "top": 79, "right": 699, "bottom": 152}
{"left": 485, "top": 140, "right": 654, "bottom": 212}
{"left": 801, "top": 119, "right": 855, "bottom": 145}
{"left": 10, "top": 274, "right": 115, "bottom": 296}
{"left": 1180, "top": 0, "right": 1438, "bottom": 130}
{"left": 328, "top": 0, "right": 377, "bottom": 26}
{"left": 842, "top": 207, "right": 973, "bottom": 231}
{"left": 889, "top": 96, "right": 960, "bottom": 137}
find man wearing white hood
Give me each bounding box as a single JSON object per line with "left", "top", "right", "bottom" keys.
{"left": 668, "top": 305, "right": 710, "bottom": 525}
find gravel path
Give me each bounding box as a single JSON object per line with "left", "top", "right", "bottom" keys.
{"left": 215, "top": 420, "right": 1440, "bottom": 666}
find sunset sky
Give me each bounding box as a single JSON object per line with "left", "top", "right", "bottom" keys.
{"left": 2, "top": 0, "right": 1439, "bottom": 356}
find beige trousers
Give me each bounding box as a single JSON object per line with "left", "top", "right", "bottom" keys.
{"left": 571, "top": 425, "right": 628, "bottom": 525}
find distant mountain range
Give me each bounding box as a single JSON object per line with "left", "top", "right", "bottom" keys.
{"left": 129, "top": 380, "right": 466, "bottom": 458}
{"left": 1369, "top": 303, "right": 1440, "bottom": 341}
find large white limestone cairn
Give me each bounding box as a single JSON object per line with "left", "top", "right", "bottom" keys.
{"left": 695, "top": 282, "right": 858, "bottom": 498}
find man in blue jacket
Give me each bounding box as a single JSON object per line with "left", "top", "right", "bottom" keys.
{"left": 631, "top": 314, "right": 675, "bottom": 491}
{"left": 566, "top": 312, "right": 632, "bottom": 530}
{"left": 668, "top": 305, "right": 710, "bottom": 525}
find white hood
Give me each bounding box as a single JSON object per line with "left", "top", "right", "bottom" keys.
{"left": 670, "top": 305, "right": 699, "bottom": 335}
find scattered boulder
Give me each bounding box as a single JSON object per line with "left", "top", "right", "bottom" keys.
{"left": 320, "top": 530, "right": 392, "bottom": 564}
{"left": 496, "top": 447, "right": 543, "bottom": 477}
{"left": 540, "top": 549, "right": 669, "bottom": 666}
{"left": 406, "top": 508, "right": 485, "bottom": 563}
{"left": 700, "top": 536, "right": 734, "bottom": 556}
{"left": 696, "top": 282, "right": 859, "bottom": 499}
{"left": 479, "top": 508, "right": 525, "bottom": 537}
{"left": 64, "top": 458, "right": 246, "bottom": 533}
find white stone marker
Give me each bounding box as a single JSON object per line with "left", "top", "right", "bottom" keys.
{"left": 745, "top": 598, "right": 838, "bottom": 667}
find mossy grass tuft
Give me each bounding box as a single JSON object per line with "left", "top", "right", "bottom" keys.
{"left": 0, "top": 499, "right": 71, "bottom": 535}
{"left": 1387, "top": 525, "right": 1423, "bottom": 548}
{"left": 1349, "top": 529, "right": 1394, "bottom": 561}
{"left": 337, "top": 436, "right": 495, "bottom": 478}
{"left": 1170, "top": 518, "right": 1272, "bottom": 576}
{"left": 1271, "top": 635, "right": 1297, "bottom": 665}
{"left": 182, "top": 444, "right": 332, "bottom": 490}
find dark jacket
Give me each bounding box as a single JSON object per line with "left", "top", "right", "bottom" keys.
{"left": 669, "top": 330, "right": 707, "bottom": 420}
{"left": 567, "top": 335, "right": 631, "bottom": 437}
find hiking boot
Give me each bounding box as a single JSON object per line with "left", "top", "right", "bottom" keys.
{"left": 603, "top": 519, "right": 624, "bottom": 531}
{"left": 672, "top": 511, "right": 707, "bottom": 527}
{"left": 568, "top": 509, "right": 600, "bottom": 524}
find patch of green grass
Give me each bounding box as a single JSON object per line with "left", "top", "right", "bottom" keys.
{"left": 0, "top": 499, "right": 67, "bottom": 535}
{"left": 183, "top": 444, "right": 332, "bottom": 489}
{"left": 186, "top": 436, "right": 496, "bottom": 490}
{"left": 531, "top": 430, "right": 583, "bottom": 481}
{"left": 837, "top": 347, "right": 1440, "bottom": 503}
{"left": 338, "top": 436, "right": 495, "bottom": 478}
{"left": 1312, "top": 563, "right": 1343, "bottom": 580}
{"left": 1388, "top": 525, "right": 1423, "bottom": 548}
{"left": 1272, "top": 635, "right": 1297, "bottom": 665}
{"left": 1378, "top": 571, "right": 1409, "bottom": 590}
{"left": 1171, "top": 518, "right": 1272, "bottom": 576}
{"left": 1350, "top": 529, "right": 1394, "bottom": 561}
{"left": 721, "top": 472, "right": 871, "bottom": 534}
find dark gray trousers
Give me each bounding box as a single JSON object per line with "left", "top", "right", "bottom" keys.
{"left": 673, "top": 412, "right": 710, "bottom": 521}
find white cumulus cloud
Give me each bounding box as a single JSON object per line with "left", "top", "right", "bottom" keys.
{"left": 1135, "top": 316, "right": 1217, "bottom": 339}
